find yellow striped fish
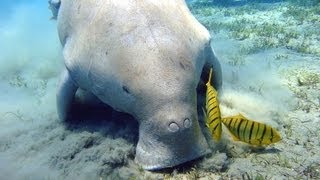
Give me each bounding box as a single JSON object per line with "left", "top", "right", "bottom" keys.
{"left": 222, "top": 114, "right": 281, "bottom": 146}
{"left": 203, "top": 68, "right": 222, "bottom": 142}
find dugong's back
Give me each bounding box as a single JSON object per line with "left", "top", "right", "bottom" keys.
{"left": 58, "top": 0, "right": 210, "bottom": 47}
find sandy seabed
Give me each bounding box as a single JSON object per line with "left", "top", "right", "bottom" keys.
{"left": 0, "top": 1, "right": 319, "bottom": 179}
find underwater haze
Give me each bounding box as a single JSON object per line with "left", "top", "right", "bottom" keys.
{"left": 1, "top": 0, "right": 320, "bottom": 179}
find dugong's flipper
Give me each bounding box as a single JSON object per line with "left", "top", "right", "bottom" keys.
{"left": 56, "top": 69, "right": 78, "bottom": 121}
{"left": 203, "top": 43, "right": 222, "bottom": 90}
{"left": 197, "top": 43, "right": 222, "bottom": 116}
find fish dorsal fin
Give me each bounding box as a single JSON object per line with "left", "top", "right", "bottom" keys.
{"left": 237, "top": 113, "right": 246, "bottom": 119}
{"left": 206, "top": 68, "right": 213, "bottom": 86}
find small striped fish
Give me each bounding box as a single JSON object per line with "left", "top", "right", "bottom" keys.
{"left": 222, "top": 114, "right": 281, "bottom": 146}
{"left": 204, "top": 68, "right": 222, "bottom": 142}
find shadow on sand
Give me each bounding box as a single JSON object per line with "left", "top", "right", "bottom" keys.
{"left": 63, "top": 100, "right": 139, "bottom": 144}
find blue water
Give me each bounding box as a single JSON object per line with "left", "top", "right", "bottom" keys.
{"left": 0, "top": 0, "right": 62, "bottom": 98}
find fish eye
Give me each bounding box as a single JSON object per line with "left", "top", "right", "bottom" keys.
{"left": 122, "top": 85, "right": 131, "bottom": 94}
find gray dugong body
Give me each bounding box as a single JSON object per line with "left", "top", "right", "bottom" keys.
{"left": 55, "top": 0, "right": 222, "bottom": 170}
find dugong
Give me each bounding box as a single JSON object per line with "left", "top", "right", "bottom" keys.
{"left": 53, "top": 0, "right": 222, "bottom": 170}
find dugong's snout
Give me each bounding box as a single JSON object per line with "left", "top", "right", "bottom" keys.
{"left": 135, "top": 104, "right": 210, "bottom": 170}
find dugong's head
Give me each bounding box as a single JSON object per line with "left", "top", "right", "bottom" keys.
{"left": 114, "top": 53, "right": 211, "bottom": 170}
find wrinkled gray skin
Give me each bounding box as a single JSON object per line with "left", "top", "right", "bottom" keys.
{"left": 52, "top": 0, "right": 222, "bottom": 170}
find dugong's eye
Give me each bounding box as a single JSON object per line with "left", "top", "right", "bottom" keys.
{"left": 122, "top": 85, "right": 131, "bottom": 94}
